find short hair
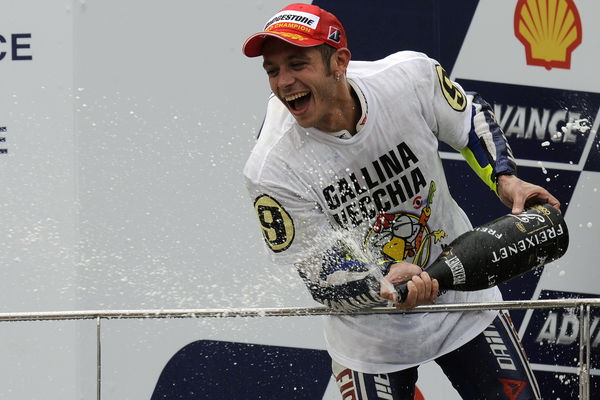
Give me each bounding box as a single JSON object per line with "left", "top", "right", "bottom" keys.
{"left": 317, "top": 44, "right": 337, "bottom": 76}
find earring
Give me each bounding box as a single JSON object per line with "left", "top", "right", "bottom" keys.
{"left": 335, "top": 74, "right": 341, "bottom": 82}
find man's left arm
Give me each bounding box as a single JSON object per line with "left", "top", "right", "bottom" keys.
{"left": 459, "top": 92, "right": 560, "bottom": 214}
{"left": 458, "top": 92, "right": 515, "bottom": 194}
{"left": 417, "top": 58, "right": 560, "bottom": 214}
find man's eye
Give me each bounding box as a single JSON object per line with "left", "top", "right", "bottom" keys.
{"left": 266, "top": 69, "right": 277, "bottom": 77}
{"left": 291, "top": 63, "right": 305, "bottom": 69}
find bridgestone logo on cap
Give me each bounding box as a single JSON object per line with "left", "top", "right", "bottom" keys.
{"left": 328, "top": 26, "right": 341, "bottom": 43}
{"left": 264, "top": 10, "right": 320, "bottom": 31}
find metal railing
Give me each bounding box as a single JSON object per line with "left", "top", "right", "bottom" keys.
{"left": 1, "top": 298, "right": 598, "bottom": 400}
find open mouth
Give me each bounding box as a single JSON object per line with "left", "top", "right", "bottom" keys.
{"left": 284, "top": 91, "right": 311, "bottom": 113}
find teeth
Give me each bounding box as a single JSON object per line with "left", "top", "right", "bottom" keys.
{"left": 284, "top": 92, "right": 309, "bottom": 102}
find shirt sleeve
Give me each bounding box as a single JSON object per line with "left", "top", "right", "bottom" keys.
{"left": 245, "top": 174, "right": 389, "bottom": 312}
{"left": 412, "top": 55, "right": 517, "bottom": 193}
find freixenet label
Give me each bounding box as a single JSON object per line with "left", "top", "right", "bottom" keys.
{"left": 490, "top": 224, "right": 565, "bottom": 264}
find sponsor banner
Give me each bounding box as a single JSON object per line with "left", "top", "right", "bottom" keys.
{"left": 452, "top": 0, "right": 599, "bottom": 94}
{"left": 151, "top": 340, "right": 332, "bottom": 399}
{"left": 522, "top": 290, "right": 599, "bottom": 367}
{"left": 0, "top": 33, "right": 33, "bottom": 61}
{"left": 314, "top": 0, "right": 479, "bottom": 71}
{"left": 520, "top": 290, "right": 599, "bottom": 396}
{"left": 439, "top": 80, "right": 600, "bottom": 330}
{"left": 451, "top": 80, "right": 599, "bottom": 169}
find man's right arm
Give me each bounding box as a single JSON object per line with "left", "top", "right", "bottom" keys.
{"left": 295, "top": 245, "right": 390, "bottom": 312}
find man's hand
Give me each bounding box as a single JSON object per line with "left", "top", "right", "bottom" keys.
{"left": 380, "top": 262, "right": 439, "bottom": 310}
{"left": 497, "top": 174, "right": 561, "bottom": 215}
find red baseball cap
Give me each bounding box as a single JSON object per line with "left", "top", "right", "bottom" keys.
{"left": 242, "top": 3, "right": 347, "bottom": 57}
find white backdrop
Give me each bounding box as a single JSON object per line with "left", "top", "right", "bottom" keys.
{"left": 0, "top": 1, "right": 598, "bottom": 399}
{"left": 1, "top": 1, "right": 322, "bottom": 399}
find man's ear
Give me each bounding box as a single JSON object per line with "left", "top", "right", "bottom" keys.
{"left": 332, "top": 48, "right": 351, "bottom": 75}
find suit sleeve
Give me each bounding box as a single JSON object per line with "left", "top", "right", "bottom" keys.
{"left": 296, "top": 244, "right": 390, "bottom": 312}
{"left": 458, "top": 92, "right": 517, "bottom": 193}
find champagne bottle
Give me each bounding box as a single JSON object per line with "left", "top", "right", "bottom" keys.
{"left": 395, "top": 204, "right": 569, "bottom": 302}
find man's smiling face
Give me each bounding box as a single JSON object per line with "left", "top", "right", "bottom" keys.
{"left": 262, "top": 39, "right": 339, "bottom": 130}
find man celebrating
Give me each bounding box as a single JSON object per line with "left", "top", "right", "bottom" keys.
{"left": 242, "top": 3, "right": 557, "bottom": 398}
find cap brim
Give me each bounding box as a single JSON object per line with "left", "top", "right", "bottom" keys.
{"left": 242, "top": 32, "right": 324, "bottom": 57}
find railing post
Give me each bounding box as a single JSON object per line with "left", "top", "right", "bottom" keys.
{"left": 578, "top": 304, "right": 591, "bottom": 400}
{"left": 97, "top": 316, "right": 102, "bottom": 400}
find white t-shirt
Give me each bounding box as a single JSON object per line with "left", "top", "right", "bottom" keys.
{"left": 244, "top": 51, "right": 502, "bottom": 373}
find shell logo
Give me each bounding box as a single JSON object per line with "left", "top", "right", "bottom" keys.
{"left": 514, "top": 0, "right": 582, "bottom": 70}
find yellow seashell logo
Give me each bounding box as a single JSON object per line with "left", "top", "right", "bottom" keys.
{"left": 514, "top": 0, "right": 582, "bottom": 70}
